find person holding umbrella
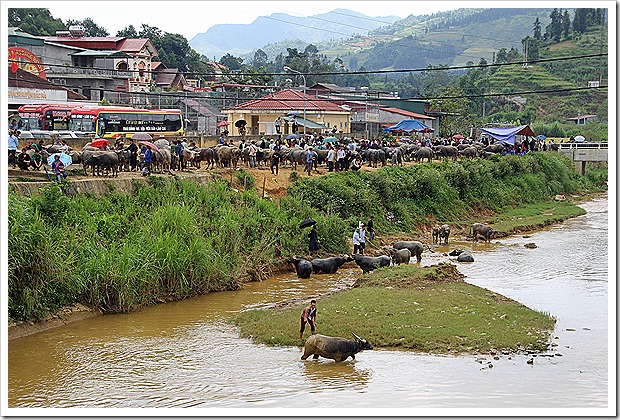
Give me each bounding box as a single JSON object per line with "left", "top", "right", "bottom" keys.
{"left": 308, "top": 225, "right": 319, "bottom": 256}
{"left": 51, "top": 154, "right": 68, "bottom": 182}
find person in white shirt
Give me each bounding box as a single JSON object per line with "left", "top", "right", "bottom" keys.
{"left": 352, "top": 224, "right": 367, "bottom": 255}
{"left": 326, "top": 146, "right": 335, "bottom": 172}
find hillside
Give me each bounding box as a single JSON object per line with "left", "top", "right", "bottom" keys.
{"left": 189, "top": 9, "right": 400, "bottom": 60}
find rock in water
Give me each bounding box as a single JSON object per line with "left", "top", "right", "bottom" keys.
{"left": 524, "top": 243, "right": 538, "bottom": 249}
{"left": 457, "top": 251, "right": 474, "bottom": 262}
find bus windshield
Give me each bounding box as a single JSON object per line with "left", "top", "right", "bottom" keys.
{"left": 69, "top": 114, "right": 96, "bottom": 133}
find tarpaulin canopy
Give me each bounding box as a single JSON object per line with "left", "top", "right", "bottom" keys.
{"left": 479, "top": 125, "right": 536, "bottom": 145}
{"left": 382, "top": 119, "right": 434, "bottom": 133}
{"left": 283, "top": 116, "right": 326, "bottom": 130}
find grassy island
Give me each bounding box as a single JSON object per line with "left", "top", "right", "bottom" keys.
{"left": 231, "top": 263, "right": 556, "bottom": 354}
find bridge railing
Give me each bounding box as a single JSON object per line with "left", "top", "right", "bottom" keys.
{"left": 558, "top": 142, "right": 608, "bottom": 150}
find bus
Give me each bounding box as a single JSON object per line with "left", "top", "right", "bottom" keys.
{"left": 17, "top": 104, "right": 78, "bottom": 131}
{"left": 68, "top": 106, "right": 184, "bottom": 138}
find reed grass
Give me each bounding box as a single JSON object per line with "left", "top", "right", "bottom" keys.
{"left": 8, "top": 152, "right": 607, "bottom": 322}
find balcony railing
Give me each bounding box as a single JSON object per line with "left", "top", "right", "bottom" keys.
{"left": 46, "top": 66, "right": 132, "bottom": 78}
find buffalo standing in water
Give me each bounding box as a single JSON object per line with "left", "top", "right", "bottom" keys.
{"left": 301, "top": 333, "right": 373, "bottom": 362}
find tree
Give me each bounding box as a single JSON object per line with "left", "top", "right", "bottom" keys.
{"left": 533, "top": 17, "right": 542, "bottom": 40}
{"left": 562, "top": 10, "right": 571, "bottom": 39}
{"left": 8, "top": 8, "right": 66, "bottom": 36}
{"left": 251, "top": 49, "right": 268, "bottom": 69}
{"left": 65, "top": 18, "right": 109, "bottom": 37}
{"left": 496, "top": 48, "right": 509, "bottom": 64}
{"left": 506, "top": 47, "right": 521, "bottom": 62}
{"left": 116, "top": 25, "right": 138, "bottom": 38}
{"left": 219, "top": 53, "right": 244, "bottom": 71}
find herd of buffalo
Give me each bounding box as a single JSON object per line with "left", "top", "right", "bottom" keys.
{"left": 288, "top": 222, "right": 496, "bottom": 279}
{"left": 30, "top": 137, "right": 540, "bottom": 178}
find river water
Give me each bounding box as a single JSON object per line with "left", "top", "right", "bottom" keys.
{"left": 6, "top": 196, "right": 611, "bottom": 415}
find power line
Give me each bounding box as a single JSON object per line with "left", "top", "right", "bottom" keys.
{"left": 9, "top": 72, "right": 607, "bottom": 103}
{"left": 9, "top": 52, "right": 607, "bottom": 79}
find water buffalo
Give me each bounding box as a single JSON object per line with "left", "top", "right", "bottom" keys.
{"left": 413, "top": 147, "right": 433, "bottom": 163}
{"left": 457, "top": 251, "right": 475, "bottom": 262}
{"left": 392, "top": 240, "right": 424, "bottom": 262}
{"left": 459, "top": 146, "right": 479, "bottom": 159}
{"left": 353, "top": 254, "right": 391, "bottom": 274}
{"left": 388, "top": 248, "right": 411, "bottom": 265}
{"left": 432, "top": 224, "right": 451, "bottom": 244}
{"left": 301, "top": 333, "right": 373, "bottom": 362}
{"left": 218, "top": 145, "right": 241, "bottom": 169}
{"left": 471, "top": 223, "right": 495, "bottom": 242}
{"left": 433, "top": 145, "right": 459, "bottom": 160}
{"left": 310, "top": 255, "right": 353, "bottom": 274}
{"left": 288, "top": 256, "right": 313, "bottom": 279}
{"left": 196, "top": 147, "right": 216, "bottom": 169}
{"left": 84, "top": 151, "right": 119, "bottom": 177}
{"left": 484, "top": 143, "right": 505, "bottom": 154}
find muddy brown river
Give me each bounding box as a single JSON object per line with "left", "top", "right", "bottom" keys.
{"left": 6, "top": 196, "right": 610, "bottom": 414}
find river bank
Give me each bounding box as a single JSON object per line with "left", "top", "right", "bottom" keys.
{"left": 7, "top": 192, "right": 600, "bottom": 341}
{"left": 7, "top": 152, "right": 607, "bottom": 329}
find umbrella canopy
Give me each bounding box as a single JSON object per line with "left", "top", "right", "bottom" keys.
{"left": 154, "top": 139, "right": 169, "bottom": 148}
{"left": 536, "top": 135, "right": 547, "bottom": 140}
{"left": 132, "top": 132, "right": 153, "bottom": 141}
{"left": 47, "top": 152, "right": 72, "bottom": 168}
{"left": 574, "top": 135, "right": 585, "bottom": 143}
{"left": 323, "top": 137, "right": 339, "bottom": 143}
{"left": 90, "top": 138, "right": 110, "bottom": 148}
{"left": 286, "top": 134, "right": 299, "bottom": 140}
{"left": 299, "top": 218, "right": 317, "bottom": 229}
{"left": 138, "top": 140, "right": 159, "bottom": 151}
{"left": 452, "top": 134, "right": 464, "bottom": 140}
{"left": 234, "top": 119, "right": 247, "bottom": 128}
{"left": 217, "top": 121, "right": 229, "bottom": 127}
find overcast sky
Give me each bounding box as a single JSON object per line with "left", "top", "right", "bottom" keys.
{"left": 13, "top": 1, "right": 482, "bottom": 40}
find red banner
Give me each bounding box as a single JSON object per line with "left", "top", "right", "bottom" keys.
{"left": 8, "top": 47, "right": 46, "bottom": 79}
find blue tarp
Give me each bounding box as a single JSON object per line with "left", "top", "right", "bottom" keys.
{"left": 479, "top": 125, "right": 536, "bottom": 145}
{"left": 382, "top": 119, "right": 434, "bottom": 133}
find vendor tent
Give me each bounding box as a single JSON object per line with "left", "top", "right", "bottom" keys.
{"left": 479, "top": 125, "right": 536, "bottom": 145}
{"left": 382, "top": 119, "right": 434, "bottom": 133}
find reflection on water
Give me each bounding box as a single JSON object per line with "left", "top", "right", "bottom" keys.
{"left": 7, "top": 196, "right": 609, "bottom": 411}
{"left": 301, "top": 359, "right": 371, "bottom": 391}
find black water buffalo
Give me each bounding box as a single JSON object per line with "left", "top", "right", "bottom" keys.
{"left": 361, "top": 149, "right": 386, "bottom": 167}
{"left": 484, "top": 143, "right": 505, "bottom": 154}
{"left": 288, "top": 256, "right": 313, "bottom": 279}
{"left": 457, "top": 251, "right": 475, "bottom": 262}
{"left": 413, "top": 147, "right": 433, "bottom": 163}
{"left": 353, "top": 254, "right": 391, "bottom": 274}
{"left": 310, "top": 255, "right": 353, "bottom": 274}
{"left": 392, "top": 240, "right": 424, "bottom": 262}
{"left": 433, "top": 145, "right": 459, "bottom": 160}
{"left": 301, "top": 333, "right": 373, "bottom": 362}
{"left": 471, "top": 223, "right": 495, "bottom": 242}
{"left": 432, "top": 224, "right": 451, "bottom": 244}
{"left": 459, "top": 146, "right": 479, "bottom": 159}
{"left": 388, "top": 248, "right": 411, "bottom": 265}
{"left": 84, "top": 151, "right": 119, "bottom": 177}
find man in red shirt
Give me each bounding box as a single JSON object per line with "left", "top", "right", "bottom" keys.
{"left": 299, "top": 300, "right": 317, "bottom": 340}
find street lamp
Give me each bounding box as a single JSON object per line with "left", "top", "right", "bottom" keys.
{"left": 283, "top": 66, "right": 306, "bottom": 137}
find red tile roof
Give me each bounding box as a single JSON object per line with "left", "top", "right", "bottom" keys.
{"left": 381, "top": 107, "right": 435, "bottom": 120}
{"left": 227, "top": 89, "right": 346, "bottom": 112}
{"left": 117, "top": 38, "right": 152, "bottom": 53}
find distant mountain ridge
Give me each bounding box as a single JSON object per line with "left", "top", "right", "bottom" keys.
{"left": 189, "top": 8, "right": 400, "bottom": 60}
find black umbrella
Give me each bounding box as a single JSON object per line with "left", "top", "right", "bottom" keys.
{"left": 235, "top": 119, "right": 247, "bottom": 128}
{"left": 299, "top": 218, "right": 316, "bottom": 229}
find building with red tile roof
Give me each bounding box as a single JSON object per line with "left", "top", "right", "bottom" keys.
{"left": 224, "top": 89, "right": 351, "bottom": 136}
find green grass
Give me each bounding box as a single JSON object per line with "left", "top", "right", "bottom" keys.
{"left": 231, "top": 264, "right": 556, "bottom": 354}
{"left": 490, "top": 201, "right": 587, "bottom": 234}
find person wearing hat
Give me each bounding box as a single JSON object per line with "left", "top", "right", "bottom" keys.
{"left": 352, "top": 224, "right": 367, "bottom": 255}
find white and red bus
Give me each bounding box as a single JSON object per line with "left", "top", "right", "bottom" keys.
{"left": 68, "top": 106, "right": 184, "bottom": 138}
{"left": 17, "top": 104, "right": 78, "bottom": 131}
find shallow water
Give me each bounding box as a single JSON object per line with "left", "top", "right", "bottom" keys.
{"left": 7, "top": 196, "right": 610, "bottom": 414}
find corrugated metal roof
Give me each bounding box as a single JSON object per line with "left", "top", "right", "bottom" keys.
{"left": 227, "top": 89, "right": 346, "bottom": 112}
{"left": 381, "top": 107, "right": 435, "bottom": 120}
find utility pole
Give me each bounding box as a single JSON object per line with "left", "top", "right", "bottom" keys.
{"left": 599, "top": 8, "right": 605, "bottom": 83}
